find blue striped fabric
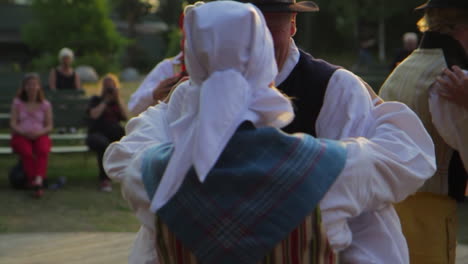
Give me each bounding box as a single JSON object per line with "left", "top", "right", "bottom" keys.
{"left": 142, "top": 122, "right": 347, "bottom": 264}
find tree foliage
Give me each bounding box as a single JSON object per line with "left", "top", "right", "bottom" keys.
{"left": 113, "top": 0, "right": 158, "bottom": 36}
{"left": 112, "top": 0, "right": 158, "bottom": 67}
{"left": 296, "top": 0, "right": 426, "bottom": 61}
{"left": 22, "top": 0, "right": 127, "bottom": 73}
{"left": 324, "top": 0, "right": 423, "bottom": 36}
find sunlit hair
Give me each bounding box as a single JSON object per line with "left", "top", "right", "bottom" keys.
{"left": 17, "top": 73, "right": 45, "bottom": 103}
{"left": 417, "top": 8, "right": 468, "bottom": 34}
{"left": 403, "top": 32, "right": 418, "bottom": 43}
{"left": 100, "top": 73, "right": 121, "bottom": 96}
{"left": 58, "top": 47, "right": 74, "bottom": 61}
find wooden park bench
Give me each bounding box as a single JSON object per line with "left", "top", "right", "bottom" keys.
{"left": 0, "top": 89, "right": 90, "bottom": 155}
{"left": 0, "top": 134, "right": 89, "bottom": 154}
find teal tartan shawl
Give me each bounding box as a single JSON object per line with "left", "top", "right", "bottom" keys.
{"left": 142, "top": 122, "right": 347, "bottom": 264}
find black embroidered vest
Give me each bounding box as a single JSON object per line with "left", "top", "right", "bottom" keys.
{"left": 278, "top": 50, "right": 339, "bottom": 136}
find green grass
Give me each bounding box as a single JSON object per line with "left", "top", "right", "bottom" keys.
{"left": 0, "top": 153, "right": 140, "bottom": 233}
{"left": 0, "top": 80, "right": 142, "bottom": 233}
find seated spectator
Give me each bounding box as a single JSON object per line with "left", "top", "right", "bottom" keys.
{"left": 86, "top": 74, "right": 127, "bottom": 192}
{"left": 48, "top": 47, "right": 81, "bottom": 90}
{"left": 10, "top": 73, "right": 53, "bottom": 198}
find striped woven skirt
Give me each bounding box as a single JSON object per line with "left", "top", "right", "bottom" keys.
{"left": 155, "top": 208, "right": 337, "bottom": 264}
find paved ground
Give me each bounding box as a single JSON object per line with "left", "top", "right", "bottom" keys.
{"left": 458, "top": 244, "right": 468, "bottom": 264}
{"left": 0, "top": 233, "right": 467, "bottom": 263}
{"left": 0, "top": 233, "right": 135, "bottom": 264}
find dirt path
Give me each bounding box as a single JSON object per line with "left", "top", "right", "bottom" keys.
{"left": 0, "top": 232, "right": 467, "bottom": 263}
{"left": 0, "top": 232, "right": 135, "bottom": 264}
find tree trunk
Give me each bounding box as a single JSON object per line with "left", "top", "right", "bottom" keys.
{"left": 378, "top": 18, "right": 386, "bottom": 62}
{"left": 126, "top": 16, "right": 138, "bottom": 67}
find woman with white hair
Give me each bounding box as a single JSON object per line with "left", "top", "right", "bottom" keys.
{"left": 104, "top": 1, "right": 434, "bottom": 263}
{"left": 48, "top": 47, "right": 81, "bottom": 90}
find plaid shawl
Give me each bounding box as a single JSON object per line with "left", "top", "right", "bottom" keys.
{"left": 142, "top": 122, "right": 347, "bottom": 264}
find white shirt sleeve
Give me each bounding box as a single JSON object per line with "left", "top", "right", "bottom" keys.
{"left": 316, "top": 69, "right": 374, "bottom": 139}
{"left": 317, "top": 70, "right": 436, "bottom": 251}
{"left": 429, "top": 69, "right": 468, "bottom": 170}
{"left": 103, "top": 104, "right": 171, "bottom": 264}
{"left": 128, "top": 60, "right": 175, "bottom": 116}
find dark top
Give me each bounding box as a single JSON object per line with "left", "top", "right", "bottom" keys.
{"left": 55, "top": 69, "right": 77, "bottom": 90}
{"left": 391, "top": 49, "right": 413, "bottom": 70}
{"left": 420, "top": 31, "right": 468, "bottom": 202}
{"left": 420, "top": 31, "right": 468, "bottom": 68}
{"left": 86, "top": 96, "right": 125, "bottom": 137}
{"left": 278, "top": 50, "right": 340, "bottom": 136}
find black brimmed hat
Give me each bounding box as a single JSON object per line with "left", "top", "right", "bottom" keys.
{"left": 415, "top": 0, "right": 468, "bottom": 10}
{"left": 241, "top": 0, "right": 319, "bottom": 13}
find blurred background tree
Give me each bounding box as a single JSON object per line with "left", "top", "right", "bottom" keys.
{"left": 0, "top": 0, "right": 429, "bottom": 74}
{"left": 22, "top": 0, "right": 127, "bottom": 74}
{"left": 296, "top": 0, "right": 424, "bottom": 67}
{"left": 157, "top": 0, "right": 200, "bottom": 58}
{"left": 113, "top": 0, "right": 159, "bottom": 68}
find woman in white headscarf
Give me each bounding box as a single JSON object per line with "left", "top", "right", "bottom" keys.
{"left": 104, "top": 1, "right": 435, "bottom": 264}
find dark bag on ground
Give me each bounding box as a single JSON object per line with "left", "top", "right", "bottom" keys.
{"left": 9, "top": 161, "right": 27, "bottom": 189}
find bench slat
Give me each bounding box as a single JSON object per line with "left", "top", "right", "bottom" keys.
{"left": 0, "top": 134, "right": 87, "bottom": 141}
{"left": 0, "top": 145, "right": 89, "bottom": 154}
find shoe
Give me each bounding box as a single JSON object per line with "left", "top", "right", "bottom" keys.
{"left": 100, "top": 180, "right": 112, "bottom": 192}
{"left": 32, "top": 177, "right": 44, "bottom": 198}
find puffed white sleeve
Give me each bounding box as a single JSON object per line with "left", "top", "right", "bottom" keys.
{"left": 128, "top": 60, "right": 174, "bottom": 116}
{"left": 317, "top": 70, "right": 436, "bottom": 251}
{"left": 316, "top": 69, "right": 374, "bottom": 139}
{"left": 429, "top": 69, "right": 468, "bottom": 170}
{"left": 103, "top": 104, "right": 171, "bottom": 264}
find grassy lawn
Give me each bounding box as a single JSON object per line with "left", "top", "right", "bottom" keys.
{"left": 0, "top": 153, "right": 140, "bottom": 233}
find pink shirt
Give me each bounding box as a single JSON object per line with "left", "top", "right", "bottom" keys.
{"left": 12, "top": 98, "right": 51, "bottom": 134}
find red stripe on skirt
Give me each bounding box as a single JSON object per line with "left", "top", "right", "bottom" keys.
{"left": 290, "top": 229, "right": 299, "bottom": 264}
{"left": 176, "top": 240, "right": 184, "bottom": 264}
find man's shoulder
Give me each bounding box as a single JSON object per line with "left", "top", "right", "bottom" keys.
{"left": 297, "top": 49, "right": 341, "bottom": 74}
{"left": 289, "top": 49, "right": 341, "bottom": 82}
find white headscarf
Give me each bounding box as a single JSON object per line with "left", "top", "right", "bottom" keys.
{"left": 150, "top": 1, "right": 295, "bottom": 212}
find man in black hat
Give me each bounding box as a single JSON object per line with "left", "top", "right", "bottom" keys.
{"left": 240, "top": 1, "right": 434, "bottom": 263}
{"left": 379, "top": 1, "right": 468, "bottom": 263}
